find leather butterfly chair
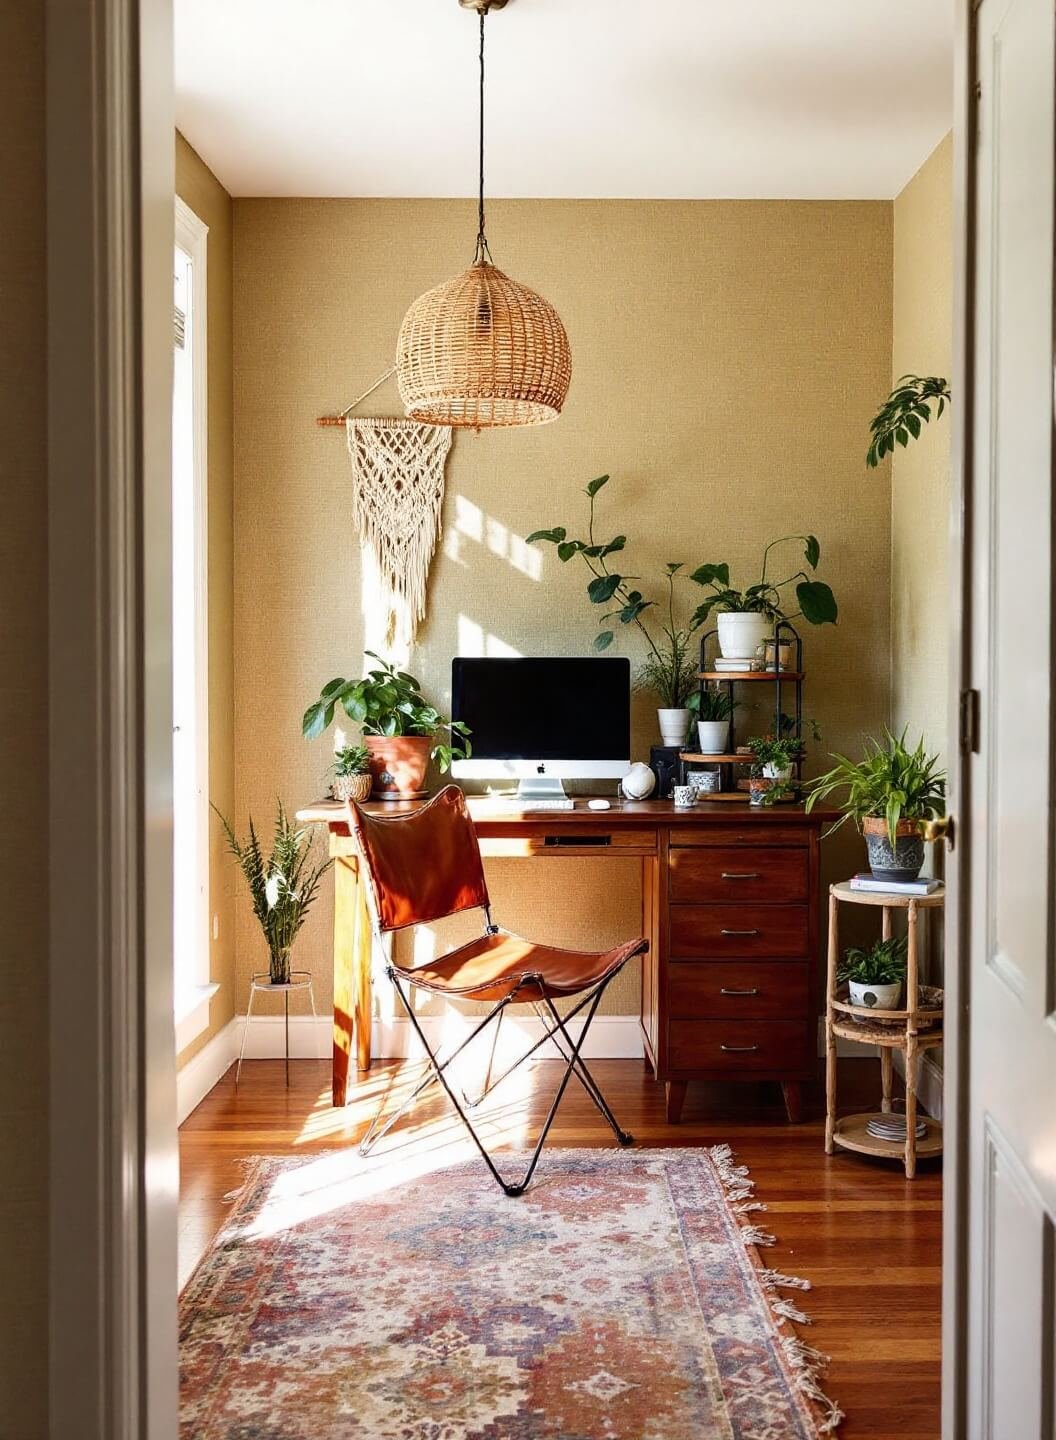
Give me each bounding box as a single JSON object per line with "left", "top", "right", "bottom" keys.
{"left": 347, "top": 785, "right": 648, "bottom": 1196}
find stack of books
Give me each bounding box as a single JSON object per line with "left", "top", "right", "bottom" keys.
{"left": 849, "top": 872, "right": 942, "bottom": 896}
{"left": 712, "top": 656, "right": 755, "bottom": 672}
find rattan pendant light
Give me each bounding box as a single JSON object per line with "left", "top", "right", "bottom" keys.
{"left": 396, "top": 0, "right": 571, "bottom": 428}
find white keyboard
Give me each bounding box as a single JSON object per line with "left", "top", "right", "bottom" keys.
{"left": 475, "top": 796, "right": 575, "bottom": 812}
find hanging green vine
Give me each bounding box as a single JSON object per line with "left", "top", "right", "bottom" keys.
{"left": 866, "top": 374, "right": 950, "bottom": 468}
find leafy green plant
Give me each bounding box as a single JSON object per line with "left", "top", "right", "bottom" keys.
{"left": 866, "top": 375, "right": 950, "bottom": 469}
{"left": 302, "top": 653, "right": 471, "bottom": 773}
{"left": 331, "top": 742, "right": 370, "bottom": 778}
{"left": 214, "top": 802, "right": 331, "bottom": 985}
{"left": 838, "top": 935, "right": 908, "bottom": 987}
{"left": 688, "top": 536, "right": 838, "bottom": 629}
{"left": 697, "top": 686, "right": 737, "bottom": 723}
{"left": 527, "top": 475, "right": 707, "bottom": 710}
{"left": 805, "top": 728, "right": 946, "bottom": 847}
{"left": 745, "top": 734, "right": 801, "bottom": 774}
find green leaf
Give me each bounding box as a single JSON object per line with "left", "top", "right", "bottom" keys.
{"left": 804, "top": 535, "right": 820, "bottom": 569}
{"left": 689, "top": 562, "right": 730, "bottom": 588}
{"left": 525, "top": 526, "right": 566, "bottom": 545}
{"left": 602, "top": 535, "right": 627, "bottom": 556}
{"left": 665, "top": 561, "right": 684, "bottom": 574}
{"left": 341, "top": 691, "right": 367, "bottom": 722}
{"left": 594, "top": 630, "right": 615, "bottom": 650}
{"left": 557, "top": 540, "right": 583, "bottom": 562}
{"left": 905, "top": 413, "right": 921, "bottom": 440}
{"left": 588, "top": 574, "right": 621, "bottom": 604}
{"left": 320, "top": 676, "right": 347, "bottom": 702}
{"left": 586, "top": 475, "right": 610, "bottom": 497}
{"left": 302, "top": 702, "right": 328, "bottom": 739}
{"left": 796, "top": 580, "right": 838, "bottom": 625}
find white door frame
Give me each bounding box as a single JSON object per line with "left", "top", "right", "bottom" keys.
{"left": 46, "top": 0, "right": 178, "bottom": 1435}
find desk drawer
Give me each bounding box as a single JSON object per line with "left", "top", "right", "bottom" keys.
{"left": 670, "top": 904, "right": 809, "bottom": 958}
{"left": 670, "top": 824, "right": 810, "bottom": 848}
{"left": 669, "top": 1019, "right": 812, "bottom": 1072}
{"left": 478, "top": 827, "right": 656, "bottom": 858}
{"left": 669, "top": 961, "right": 810, "bottom": 1019}
{"left": 669, "top": 846, "right": 808, "bottom": 904}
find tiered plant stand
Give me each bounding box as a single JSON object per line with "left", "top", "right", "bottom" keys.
{"left": 825, "top": 881, "right": 945, "bottom": 1178}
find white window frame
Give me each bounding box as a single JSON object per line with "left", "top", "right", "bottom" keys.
{"left": 173, "top": 195, "right": 216, "bottom": 1052}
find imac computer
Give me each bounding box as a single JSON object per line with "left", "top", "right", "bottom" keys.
{"left": 450, "top": 656, "right": 631, "bottom": 808}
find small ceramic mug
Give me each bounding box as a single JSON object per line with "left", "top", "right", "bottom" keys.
{"left": 689, "top": 769, "right": 721, "bottom": 795}
{"left": 672, "top": 784, "right": 696, "bottom": 808}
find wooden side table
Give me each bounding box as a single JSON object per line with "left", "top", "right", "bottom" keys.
{"left": 825, "top": 881, "right": 945, "bottom": 1178}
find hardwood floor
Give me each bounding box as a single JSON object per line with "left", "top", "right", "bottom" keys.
{"left": 179, "top": 1056, "right": 941, "bottom": 1439}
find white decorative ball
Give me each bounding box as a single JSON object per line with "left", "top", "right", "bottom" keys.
{"left": 621, "top": 762, "right": 656, "bottom": 801}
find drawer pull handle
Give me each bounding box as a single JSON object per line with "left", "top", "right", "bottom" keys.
{"left": 721, "top": 871, "right": 761, "bottom": 880}
{"left": 721, "top": 928, "right": 760, "bottom": 936}
{"left": 720, "top": 987, "right": 760, "bottom": 997}
{"left": 720, "top": 1043, "right": 760, "bottom": 1053}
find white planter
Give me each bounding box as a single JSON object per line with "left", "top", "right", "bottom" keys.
{"left": 762, "top": 762, "right": 793, "bottom": 781}
{"left": 849, "top": 979, "right": 903, "bottom": 1017}
{"left": 657, "top": 707, "right": 691, "bottom": 747}
{"left": 696, "top": 719, "right": 730, "bottom": 755}
{"left": 717, "top": 611, "right": 771, "bottom": 662}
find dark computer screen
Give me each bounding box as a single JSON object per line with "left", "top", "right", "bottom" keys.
{"left": 451, "top": 657, "right": 631, "bottom": 760}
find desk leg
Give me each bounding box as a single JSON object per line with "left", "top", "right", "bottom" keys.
{"left": 333, "top": 853, "right": 373, "bottom": 1106}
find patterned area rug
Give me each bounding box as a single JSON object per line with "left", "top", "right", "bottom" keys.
{"left": 180, "top": 1146, "right": 841, "bottom": 1438}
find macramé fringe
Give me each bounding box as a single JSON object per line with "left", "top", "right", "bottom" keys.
{"left": 709, "top": 1143, "right": 844, "bottom": 1434}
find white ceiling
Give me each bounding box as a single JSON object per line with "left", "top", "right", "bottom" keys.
{"left": 175, "top": 0, "right": 953, "bottom": 200}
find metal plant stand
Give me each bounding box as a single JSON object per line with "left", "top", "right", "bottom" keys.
{"left": 236, "top": 970, "right": 320, "bottom": 1088}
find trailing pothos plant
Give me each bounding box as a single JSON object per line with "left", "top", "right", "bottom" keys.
{"left": 688, "top": 536, "right": 838, "bottom": 629}
{"left": 866, "top": 374, "right": 950, "bottom": 469}
{"left": 302, "top": 653, "right": 471, "bottom": 773}
{"left": 527, "top": 475, "right": 706, "bottom": 712}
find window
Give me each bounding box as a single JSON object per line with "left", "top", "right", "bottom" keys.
{"left": 173, "top": 197, "right": 215, "bottom": 1052}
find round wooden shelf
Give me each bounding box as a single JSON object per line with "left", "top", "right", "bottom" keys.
{"left": 832, "top": 1111, "right": 943, "bottom": 1160}
{"left": 831, "top": 1018, "right": 944, "bottom": 1047}
{"left": 697, "top": 670, "right": 805, "bottom": 682}
{"left": 830, "top": 881, "right": 946, "bottom": 909}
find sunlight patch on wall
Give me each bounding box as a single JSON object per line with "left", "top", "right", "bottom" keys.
{"left": 443, "top": 494, "right": 541, "bottom": 581}
{"left": 457, "top": 614, "right": 522, "bottom": 659}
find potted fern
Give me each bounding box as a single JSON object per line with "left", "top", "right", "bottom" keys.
{"left": 838, "top": 935, "right": 908, "bottom": 1014}
{"left": 215, "top": 803, "right": 330, "bottom": 985}
{"left": 805, "top": 729, "right": 946, "bottom": 881}
{"left": 745, "top": 734, "right": 800, "bottom": 806}
{"left": 329, "top": 733, "right": 372, "bottom": 803}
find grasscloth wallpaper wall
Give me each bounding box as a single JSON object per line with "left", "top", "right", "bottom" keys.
{"left": 175, "top": 134, "right": 238, "bottom": 1065}
{"left": 0, "top": 0, "right": 48, "bottom": 1428}
{"left": 232, "top": 197, "right": 893, "bottom": 1020}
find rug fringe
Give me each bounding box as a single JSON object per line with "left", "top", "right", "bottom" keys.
{"left": 709, "top": 1144, "right": 844, "bottom": 1433}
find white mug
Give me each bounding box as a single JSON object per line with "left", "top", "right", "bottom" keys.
{"left": 672, "top": 784, "right": 696, "bottom": 808}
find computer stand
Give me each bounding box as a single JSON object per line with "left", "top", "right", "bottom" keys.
{"left": 515, "top": 776, "right": 571, "bottom": 803}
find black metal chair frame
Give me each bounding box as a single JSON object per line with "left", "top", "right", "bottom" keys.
{"left": 359, "top": 961, "right": 634, "bottom": 1198}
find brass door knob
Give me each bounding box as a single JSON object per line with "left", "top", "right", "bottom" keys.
{"left": 922, "top": 816, "right": 955, "bottom": 850}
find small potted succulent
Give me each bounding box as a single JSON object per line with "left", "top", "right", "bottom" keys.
{"left": 328, "top": 732, "right": 372, "bottom": 803}
{"left": 696, "top": 685, "right": 737, "bottom": 754}
{"left": 745, "top": 734, "right": 800, "bottom": 805}
{"left": 689, "top": 535, "right": 838, "bottom": 662}
{"left": 303, "top": 653, "right": 471, "bottom": 800}
{"left": 214, "top": 802, "right": 330, "bottom": 985}
{"left": 805, "top": 728, "right": 945, "bottom": 881}
{"left": 838, "top": 935, "right": 908, "bottom": 1015}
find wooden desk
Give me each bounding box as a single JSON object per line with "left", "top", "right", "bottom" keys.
{"left": 297, "top": 796, "right": 835, "bottom": 1121}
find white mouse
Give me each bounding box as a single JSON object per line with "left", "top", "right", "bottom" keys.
{"left": 587, "top": 799, "right": 611, "bottom": 811}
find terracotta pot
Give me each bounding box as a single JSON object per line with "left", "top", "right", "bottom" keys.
{"left": 364, "top": 734, "right": 433, "bottom": 800}
{"left": 862, "top": 815, "right": 925, "bottom": 882}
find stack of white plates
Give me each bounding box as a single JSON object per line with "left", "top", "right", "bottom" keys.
{"left": 867, "top": 1113, "right": 927, "bottom": 1142}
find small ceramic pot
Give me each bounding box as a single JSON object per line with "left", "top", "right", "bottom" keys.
{"left": 365, "top": 734, "right": 433, "bottom": 800}
{"left": 657, "top": 707, "right": 691, "bottom": 747}
{"left": 762, "top": 762, "right": 793, "bottom": 781}
{"left": 672, "top": 784, "right": 696, "bottom": 809}
{"left": 748, "top": 776, "right": 773, "bottom": 807}
{"left": 621, "top": 762, "right": 656, "bottom": 801}
{"left": 689, "top": 769, "right": 721, "bottom": 795}
{"left": 331, "top": 772, "right": 372, "bottom": 803}
{"left": 862, "top": 816, "right": 925, "bottom": 881}
{"left": 849, "top": 978, "right": 903, "bottom": 1015}
{"left": 696, "top": 719, "right": 730, "bottom": 754}
{"left": 717, "top": 611, "right": 771, "bottom": 661}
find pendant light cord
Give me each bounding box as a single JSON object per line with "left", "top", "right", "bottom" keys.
{"left": 473, "top": 8, "right": 493, "bottom": 265}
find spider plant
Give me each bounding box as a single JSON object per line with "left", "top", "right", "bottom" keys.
{"left": 697, "top": 686, "right": 737, "bottom": 723}
{"left": 805, "top": 728, "right": 945, "bottom": 848}
{"left": 214, "top": 801, "right": 331, "bottom": 985}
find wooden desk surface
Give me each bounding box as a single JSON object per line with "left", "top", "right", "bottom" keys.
{"left": 297, "top": 794, "right": 838, "bottom": 829}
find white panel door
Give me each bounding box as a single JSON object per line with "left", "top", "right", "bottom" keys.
{"left": 961, "top": 0, "right": 1056, "bottom": 1433}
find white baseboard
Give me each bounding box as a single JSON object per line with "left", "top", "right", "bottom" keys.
{"left": 176, "top": 1017, "right": 239, "bottom": 1123}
